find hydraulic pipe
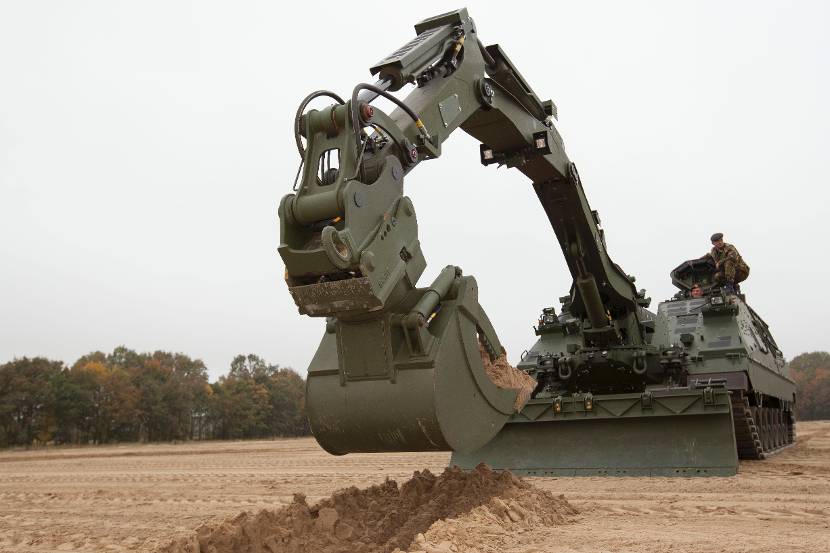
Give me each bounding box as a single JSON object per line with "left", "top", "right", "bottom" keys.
{"left": 288, "top": 191, "right": 342, "bottom": 226}
{"left": 576, "top": 274, "right": 609, "bottom": 330}
{"left": 404, "top": 265, "right": 459, "bottom": 328}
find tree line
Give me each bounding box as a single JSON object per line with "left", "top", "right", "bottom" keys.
{"left": 790, "top": 351, "right": 830, "bottom": 421}
{"left": 2, "top": 348, "right": 828, "bottom": 448}
{"left": 0, "top": 347, "right": 308, "bottom": 447}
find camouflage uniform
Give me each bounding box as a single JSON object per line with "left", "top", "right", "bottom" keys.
{"left": 709, "top": 243, "right": 750, "bottom": 285}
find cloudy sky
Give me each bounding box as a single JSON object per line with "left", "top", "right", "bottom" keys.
{"left": 1, "top": 1, "right": 827, "bottom": 379}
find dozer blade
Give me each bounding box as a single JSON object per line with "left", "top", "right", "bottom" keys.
{"left": 451, "top": 387, "right": 739, "bottom": 476}
{"left": 305, "top": 276, "right": 524, "bottom": 456}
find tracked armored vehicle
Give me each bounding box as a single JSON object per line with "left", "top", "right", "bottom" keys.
{"left": 458, "top": 258, "right": 795, "bottom": 475}
{"left": 277, "top": 8, "right": 796, "bottom": 476}
{"left": 658, "top": 258, "right": 796, "bottom": 460}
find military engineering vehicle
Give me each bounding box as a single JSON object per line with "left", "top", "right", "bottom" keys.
{"left": 278, "top": 8, "right": 796, "bottom": 475}
{"left": 454, "top": 258, "right": 796, "bottom": 475}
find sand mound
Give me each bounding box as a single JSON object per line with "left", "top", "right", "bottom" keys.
{"left": 479, "top": 344, "right": 537, "bottom": 410}
{"left": 157, "top": 464, "right": 574, "bottom": 553}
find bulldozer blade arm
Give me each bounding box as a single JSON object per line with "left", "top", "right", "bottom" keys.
{"left": 451, "top": 387, "right": 739, "bottom": 476}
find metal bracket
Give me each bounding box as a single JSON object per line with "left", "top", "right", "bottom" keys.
{"left": 583, "top": 393, "right": 594, "bottom": 411}
{"left": 703, "top": 387, "right": 715, "bottom": 405}
{"left": 416, "top": 134, "right": 441, "bottom": 159}
{"left": 479, "top": 131, "right": 552, "bottom": 168}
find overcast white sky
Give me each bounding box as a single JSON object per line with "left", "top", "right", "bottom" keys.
{"left": 1, "top": 1, "right": 828, "bottom": 380}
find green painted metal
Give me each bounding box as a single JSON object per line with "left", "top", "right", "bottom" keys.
{"left": 277, "top": 8, "right": 794, "bottom": 475}
{"left": 305, "top": 275, "right": 519, "bottom": 455}
{"left": 451, "top": 388, "right": 738, "bottom": 476}
{"left": 655, "top": 263, "right": 796, "bottom": 404}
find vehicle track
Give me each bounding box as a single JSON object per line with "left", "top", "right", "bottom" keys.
{"left": 731, "top": 390, "right": 796, "bottom": 459}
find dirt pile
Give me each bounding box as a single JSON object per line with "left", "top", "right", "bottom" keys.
{"left": 157, "top": 464, "right": 574, "bottom": 553}
{"left": 479, "top": 344, "right": 537, "bottom": 410}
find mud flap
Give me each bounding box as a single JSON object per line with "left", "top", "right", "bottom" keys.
{"left": 451, "top": 387, "right": 739, "bottom": 476}
{"left": 305, "top": 276, "right": 521, "bottom": 455}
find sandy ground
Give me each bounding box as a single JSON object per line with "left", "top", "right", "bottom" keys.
{"left": 0, "top": 421, "right": 828, "bottom": 553}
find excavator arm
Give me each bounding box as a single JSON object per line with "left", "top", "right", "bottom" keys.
{"left": 279, "top": 9, "right": 668, "bottom": 455}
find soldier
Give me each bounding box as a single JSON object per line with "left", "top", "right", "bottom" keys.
{"left": 708, "top": 233, "right": 750, "bottom": 294}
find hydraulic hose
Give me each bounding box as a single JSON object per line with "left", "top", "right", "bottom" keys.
{"left": 350, "top": 83, "right": 430, "bottom": 158}
{"left": 294, "top": 90, "right": 346, "bottom": 158}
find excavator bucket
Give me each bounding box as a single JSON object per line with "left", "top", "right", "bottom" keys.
{"left": 451, "top": 387, "right": 739, "bottom": 476}
{"left": 304, "top": 276, "right": 526, "bottom": 455}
